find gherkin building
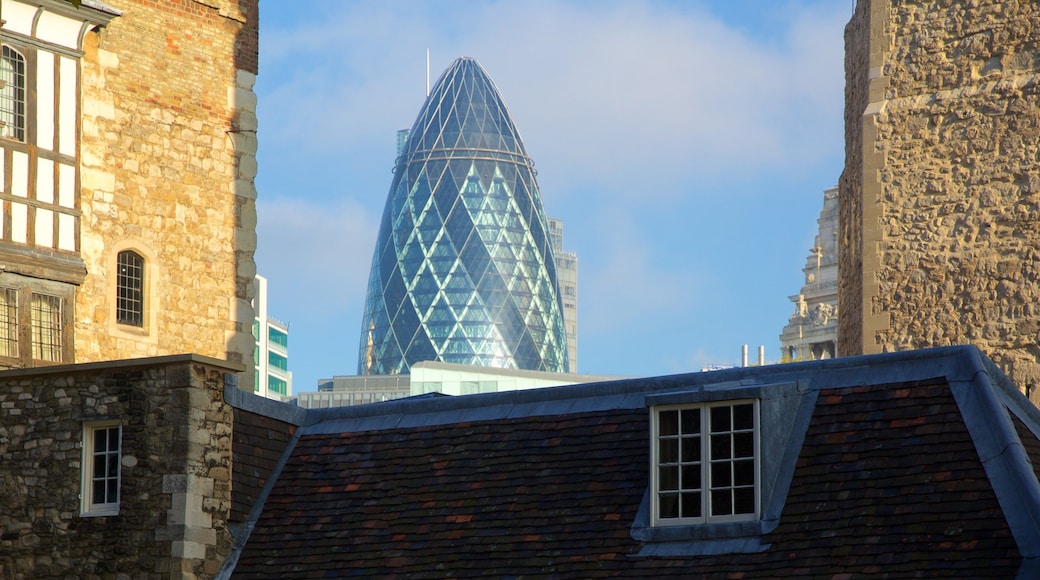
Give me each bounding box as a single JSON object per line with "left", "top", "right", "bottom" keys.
{"left": 358, "top": 57, "right": 568, "bottom": 375}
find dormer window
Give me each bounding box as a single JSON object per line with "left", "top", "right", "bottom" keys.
{"left": 0, "top": 45, "right": 26, "bottom": 141}
{"left": 651, "top": 400, "right": 760, "bottom": 526}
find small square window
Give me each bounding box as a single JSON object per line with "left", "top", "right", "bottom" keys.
{"left": 81, "top": 421, "right": 121, "bottom": 517}
{"left": 651, "top": 400, "right": 759, "bottom": 526}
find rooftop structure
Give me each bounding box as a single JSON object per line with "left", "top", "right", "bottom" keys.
{"left": 226, "top": 346, "right": 1040, "bottom": 576}
{"left": 358, "top": 57, "right": 568, "bottom": 376}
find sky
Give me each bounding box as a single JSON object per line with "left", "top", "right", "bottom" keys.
{"left": 253, "top": 0, "right": 853, "bottom": 393}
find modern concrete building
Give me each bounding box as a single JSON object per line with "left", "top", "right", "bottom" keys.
{"left": 779, "top": 187, "right": 838, "bottom": 362}
{"left": 300, "top": 361, "right": 615, "bottom": 409}
{"left": 253, "top": 275, "right": 291, "bottom": 399}
{"left": 358, "top": 57, "right": 569, "bottom": 375}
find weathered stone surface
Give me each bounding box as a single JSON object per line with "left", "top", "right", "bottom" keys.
{"left": 0, "top": 357, "right": 239, "bottom": 580}
{"left": 841, "top": 0, "right": 1040, "bottom": 403}
{"left": 76, "top": 0, "right": 258, "bottom": 390}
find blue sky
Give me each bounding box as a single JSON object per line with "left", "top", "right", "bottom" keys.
{"left": 254, "top": 0, "right": 852, "bottom": 393}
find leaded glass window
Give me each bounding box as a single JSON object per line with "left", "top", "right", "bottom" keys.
{"left": 116, "top": 250, "right": 144, "bottom": 326}
{"left": 0, "top": 46, "right": 26, "bottom": 141}
{"left": 31, "top": 293, "right": 63, "bottom": 362}
{"left": 0, "top": 287, "right": 18, "bottom": 358}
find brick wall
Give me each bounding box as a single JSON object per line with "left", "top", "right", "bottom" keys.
{"left": 230, "top": 408, "right": 296, "bottom": 524}
{"left": 840, "top": 0, "right": 1040, "bottom": 401}
{"left": 77, "top": 0, "right": 259, "bottom": 387}
{"left": 0, "top": 355, "right": 242, "bottom": 579}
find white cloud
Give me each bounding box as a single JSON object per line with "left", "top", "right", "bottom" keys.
{"left": 255, "top": 195, "right": 377, "bottom": 319}
{"left": 259, "top": 1, "right": 846, "bottom": 211}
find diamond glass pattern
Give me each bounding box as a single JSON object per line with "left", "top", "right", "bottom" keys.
{"left": 359, "top": 57, "right": 568, "bottom": 375}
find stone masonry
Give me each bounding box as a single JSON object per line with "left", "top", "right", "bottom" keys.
{"left": 840, "top": 0, "right": 1040, "bottom": 402}
{"left": 77, "top": 0, "right": 258, "bottom": 387}
{"left": 0, "top": 355, "right": 243, "bottom": 579}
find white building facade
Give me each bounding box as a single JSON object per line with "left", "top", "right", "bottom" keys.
{"left": 253, "top": 275, "right": 291, "bottom": 399}
{"left": 780, "top": 187, "right": 839, "bottom": 361}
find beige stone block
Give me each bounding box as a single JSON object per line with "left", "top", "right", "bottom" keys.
{"left": 81, "top": 168, "right": 116, "bottom": 192}
{"left": 236, "top": 69, "right": 256, "bottom": 90}
{"left": 83, "top": 99, "right": 116, "bottom": 120}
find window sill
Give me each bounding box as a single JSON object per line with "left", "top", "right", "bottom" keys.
{"left": 80, "top": 508, "right": 119, "bottom": 518}
{"left": 630, "top": 493, "right": 776, "bottom": 556}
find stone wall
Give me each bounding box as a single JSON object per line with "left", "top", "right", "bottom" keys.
{"left": 77, "top": 0, "right": 258, "bottom": 387}
{"left": 0, "top": 355, "right": 242, "bottom": 579}
{"left": 840, "top": 0, "right": 1040, "bottom": 401}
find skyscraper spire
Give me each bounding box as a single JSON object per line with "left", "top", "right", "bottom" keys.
{"left": 358, "top": 57, "right": 568, "bottom": 375}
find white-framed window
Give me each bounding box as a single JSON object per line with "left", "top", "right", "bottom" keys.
{"left": 80, "top": 420, "right": 121, "bottom": 517}
{"left": 651, "top": 399, "right": 759, "bottom": 526}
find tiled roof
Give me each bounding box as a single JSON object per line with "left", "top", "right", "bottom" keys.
{"left": 226, "top": 346, "right": 1040, "bottom": 577}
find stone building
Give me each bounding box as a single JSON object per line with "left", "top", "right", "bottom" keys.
{"left": 0, "top": 0, "right": 263, "bottom": 577}
{"left": 0, "top": 0, "right": 258, "bottom": 384}
{"left": 780, "top": 186, "right": 838, "bottom": 362}
{"left": 840, "top": 0, "right": 1040, "bottom": 402}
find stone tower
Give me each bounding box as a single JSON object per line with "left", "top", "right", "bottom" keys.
{"left": 1, "top": 0, "right": 258, "bottom": 385}
{"left": 840, "top": 0, "right": 1040, "bottom": 399}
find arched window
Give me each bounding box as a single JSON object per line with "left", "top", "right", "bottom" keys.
{"left": 116, "top": 251, "right": 144, "bottom": 326}
{"left": 0, "top": 46, "right": 26, "bottom": 141}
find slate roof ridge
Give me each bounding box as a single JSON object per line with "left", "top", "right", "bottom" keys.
{"left": 947, "top": 348, "right": 1040, "bottom": 561}
{"left": 292, "top": 345, "right": 994, "bottom": 435}
{"left": 217, "top": 425, "right": 303, "bottom": 580}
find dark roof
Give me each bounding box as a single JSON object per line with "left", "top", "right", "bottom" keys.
{"left": 224, "top": 346, "right": 1040, "bottom": 577}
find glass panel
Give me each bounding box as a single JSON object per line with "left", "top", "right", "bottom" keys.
{"left": 734, "top": 432, "right": 754, "bottom": 458}
{"left": 733, "top": 403, "right": 754, "bottom": 430}
{"left": 710, "top": 406, "right": 730, "bottom": 433}
{"left": 93, "top": 457, "right": 105, "bottom": 478}
{"left": 659, "top": 410, "right": 678, "bottom": 436}
{"left": 711, "top": 461, "right": 731, "bottom": 487}
{"left": 659, "top": 466, "right": 679, "bottom": 491}
{"left": 680, "top": 408, "right": 699, "bottom": 435}
{"left": 94, "top": 429, "right": 107, "bottom": 452}
{"left": 92, "top": 480, "right": 105, "bottom": 504}
{"left": 734, "top": 459, "right": 755, "bottom": 486}
{"left": 680, "top": 492, "right": 701, "bottom": 518}
{"left": 108, "top": 428, "right": 119, "bottom": 450}
{"left": 681, "top": 464, "right": 700, "bottom": 490}
{"left": 107, "top": 479, "right": 119, "bottom": 503}
{"left": 680, "top": 436, "right": 700, "bottom": 462}
{"left": 711, "top": 433, "right": 731, "bottom": 460}
{"left": 711, "top": 489, "right": 732, "bottom": 516}
{"left": 659, "top": 439, "right": 678, "bottom": 463}
{"left": 734, "top": 488, "right": 755, "bottom": 514}
{"left": 107, "top": 454, "right": 118, "bottom": 477}
{"left": 659, "top": 493, "right": 678, "bottom": 519}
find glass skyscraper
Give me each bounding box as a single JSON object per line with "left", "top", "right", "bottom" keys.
{"left": 359, "top": 57, "right": 568, "bottom": 375}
